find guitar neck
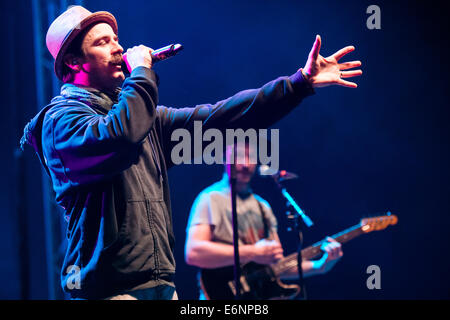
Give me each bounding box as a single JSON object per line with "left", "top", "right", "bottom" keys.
{"left": 302, "top": 223, "right": 364, "bottom": 259}
{"left": 272, "top": 223, "right": 364, "bottom": 276}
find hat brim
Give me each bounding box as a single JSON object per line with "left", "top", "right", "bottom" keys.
{"left": 54, "top": 11, "right": 118, "bottom": 81}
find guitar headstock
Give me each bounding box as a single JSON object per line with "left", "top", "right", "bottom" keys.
{"left": 360, "top": 212, "right": 398, "bottom": 233}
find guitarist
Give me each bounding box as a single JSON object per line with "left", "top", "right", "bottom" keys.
{"left": 185, "top": 142, "right": 343, "bottom": 299}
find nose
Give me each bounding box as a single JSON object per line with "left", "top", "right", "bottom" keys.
{"left": 112, "top": 38, "right": 123, "bottom": 54}
{"left": 117, "top": 43, "right": 124, "bottom": 53}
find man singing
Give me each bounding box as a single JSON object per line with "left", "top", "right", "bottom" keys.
{"left": 21, "top": 6, "right": 361, "bottom": 299}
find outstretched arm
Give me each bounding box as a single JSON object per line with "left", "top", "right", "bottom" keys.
{"left": 159, "top": 35, "right": 362, "bottom": 167}
{"left": 302, "top": 35, "right": 363, "bottom": 88}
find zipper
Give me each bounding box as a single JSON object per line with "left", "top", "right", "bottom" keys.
{"left": 148, "top": 130, "right": 163, "bottom": 184}
{"left": 145, "top": 199, "right": 160, "bottom": 273}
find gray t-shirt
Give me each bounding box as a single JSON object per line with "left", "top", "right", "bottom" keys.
{"left": 187, "top": 174, "right": 278, "bottom": 245}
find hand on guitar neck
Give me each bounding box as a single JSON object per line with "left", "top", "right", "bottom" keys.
{"left": 281, "top": 237, "right": 343, "bottom": 279}
{"left": 311, "top": 237, "right": 344, "bottom": 275}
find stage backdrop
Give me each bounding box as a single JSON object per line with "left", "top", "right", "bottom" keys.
{"left": 1, "top": 0, "right": 449, "bottom": 299}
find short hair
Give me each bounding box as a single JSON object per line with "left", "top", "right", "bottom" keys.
{"left": 61, "top": 28, "right": 88, "bottom": 83}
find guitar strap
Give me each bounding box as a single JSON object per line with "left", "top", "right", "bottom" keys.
{"left": 256, "top": 198, "right": 270, "bottom": 239}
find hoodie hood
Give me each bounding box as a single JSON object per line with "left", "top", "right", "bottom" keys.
{"left": 20, "top": 84, "right": 121, "bottom": 176}
{"left": 20, "top": 103, "right": 55, "bottom": 177}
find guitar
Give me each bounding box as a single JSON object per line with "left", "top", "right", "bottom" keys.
{"left": 200, "top": 213, "right": 398, "bottom": 300}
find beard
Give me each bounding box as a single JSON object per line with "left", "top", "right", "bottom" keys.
{"left": 109, "top": 53, "right": 126, "bottom": 84}
{"left": 110, "top": 53, "right": 123, "bottom": 66}
{"left": 85, "top": 55, "right": 125, "bottom": 94}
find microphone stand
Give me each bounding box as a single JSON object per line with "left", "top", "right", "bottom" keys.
{"left": 228, "top": 143, "right": 241, "bottom": 300}
{"left": 273, "top": 179, "right": 313, "bottom": 300}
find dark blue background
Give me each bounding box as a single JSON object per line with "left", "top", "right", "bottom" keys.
{"left": 1, "top": 0, "right": 449, "bottom": 299}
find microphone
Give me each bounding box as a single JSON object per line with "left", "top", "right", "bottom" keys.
{"left": 150, "top": 43, "right": 184, "bottom": 63}
{"left": 259, "top": 165, "right": 298, "bottom": 181}
{"left": 259, "top": 165, "right": 312, "bottom": 227}
{"left": 121, "top": 43, "right": 183, "bottom": 73}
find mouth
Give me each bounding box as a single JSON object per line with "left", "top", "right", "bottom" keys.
{"left": 110, "top": 63, "right": 124, "bottom": 73}
{"left": 110, "top": 55, "right": 124, "bottom": 67}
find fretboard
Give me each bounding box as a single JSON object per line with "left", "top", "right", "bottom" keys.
{"left": 272, "top": 223, "right": 364, "bottom": 276}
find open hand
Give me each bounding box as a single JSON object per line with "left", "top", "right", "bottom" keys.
{"left": 302, "top": 35, "right": 362, "bottom": 88}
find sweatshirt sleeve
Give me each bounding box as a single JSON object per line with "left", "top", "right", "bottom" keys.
{"left": 42, "top": 67, "right": 159, "bottom": 187}
{"left": 157, "top": 70, "right": 314, "bottom": 167}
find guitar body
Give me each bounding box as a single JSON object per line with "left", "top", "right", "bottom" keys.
{"left": 199, "top": 214, "right": 397, "bottom": 300}
{"left": 200, "top": 263, "right": 300, "bottom": 300}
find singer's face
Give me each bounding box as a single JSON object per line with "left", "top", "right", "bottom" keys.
{"left": 79, "top": 23, "right": 125, "bottom": 90}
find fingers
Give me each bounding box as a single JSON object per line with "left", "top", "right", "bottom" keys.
{"left": 124, "top": 45, "right": 153, "bottom": 70}
{"left": 255, "top": 239, "right": 283, "bottom": 254}
{"left": 331, "top": 246, "right": 343, "bottom": 259}
{"left": 337, "top": 66, "right": 362, "bottom": 87}
{"left": 323, "top": 238, "right": 343, "bottom": 260}
{"left": 254, "top": 241, "right": 284, "bottom": 264}
{"left": 339, "top": 60, "right": 362, "bottom": 70}
{"left": 255, "top": 239, "right": 280, "bottom": 248}
{"left": 309, "top": 34, "right": 322, "bottom": 61}
{"left": 331, "top": 45, "right": 355, "bottom": 61}
{"left": 268, "top": 242, "right": 283, "bottom": 262}
{"left": 273, "top": 246, "right": 284, "bottom": 255}
{"left": 267, "top": 242, "right": 283, "bottom": 255}
{"left": 272, "top": 247, "right": 284, "bottom": 263}
{"left": 274, "top": 253, "right": 284, "bottom": 262}
{"left": 337, "top": 79, "right": 358, "bottom": 88}
{"left": 340, "top": 70, "right": 363, "bottom": 78}
{"left": 267, "top": 239, "right": 282, "bottom": 250}
{"left": 126, "top": 45, "right": 153, "bottom": 54}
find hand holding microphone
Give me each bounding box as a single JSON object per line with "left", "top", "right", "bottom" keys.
{"left": 122, "top": 44, "right": 183, "bottom": 73}
{"left": 123, "top": 44, "right": 154, "bottom": 71}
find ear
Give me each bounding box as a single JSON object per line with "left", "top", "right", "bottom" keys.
{"left": 63, "top": 53, "right": 83, "bottom": 72}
